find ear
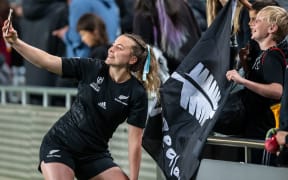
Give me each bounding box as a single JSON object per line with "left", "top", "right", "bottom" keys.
{"left": 268, "top": 24, "right": 278, "bottom": 33}
{"left": 129, "top": 56, "right": 137, "bottom": 65}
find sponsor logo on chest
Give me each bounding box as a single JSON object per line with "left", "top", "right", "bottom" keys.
{"left": 114, "top": 95, "right": 129, "bottom": 106}
{"left": 90, "top": 76, "right": 104, "bottom": 92}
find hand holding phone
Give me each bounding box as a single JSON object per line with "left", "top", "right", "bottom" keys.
{"left": 5, "top": 8, "right": 13, "bottom": 36}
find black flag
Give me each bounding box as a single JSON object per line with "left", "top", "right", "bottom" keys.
{"left": 143, "top": 0, "right": 236, "bottom": 179}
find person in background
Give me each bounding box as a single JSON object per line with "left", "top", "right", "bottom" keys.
{"left": 185, "top": 0, "right": 207, "bottom": 33}
{"left": 133, "top": 0, "right": 201, "bottom": 74}
{"left": 239, "top": 0, "right": 280, "bottom": 78}
{"left": 7, "top": 0, "right": 25, "bottom": 103}
{"left": 20, "top": 0, "right": 68, "bottom": 104}
{"left": 275, "top": 129, "right": 288, "bottom": 167}
{"left": 77, "top": 13, "right": 110, "bottom": 60}
{"left": 275, "top": 64, "right": 288, "bottom": 166}
{"left": 53, "top": 0, "right": 120, "bottom": 58}
{"left": 206, "top": 0, "right": 248, "bottom": 69}
{"left": 0, "top": 0, "right": 12, "bottom": 86}
{"left": 226, "top": 5, "right": 288, "bottom": 164}
{"left": 3, "top": 16, "right": 160, "bottom": 179}
{"left": 276, "top": 130, "right": 288, "bottom": 146}
{"left": 115, "top": 0, "right": 134, "bottom": 34}
{"left": 0, "top": 0, "right": 11, "bottom": 67}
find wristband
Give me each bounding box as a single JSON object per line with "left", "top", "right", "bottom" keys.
{"left": 285, "top": 134, "right": 288, "bottom": 145}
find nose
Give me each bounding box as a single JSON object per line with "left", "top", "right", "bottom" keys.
{"left": 249, "top": 20, "right": 256, "bottom": 28}
{"left": 108, "top": 46, "right": 113, "bottom": 53}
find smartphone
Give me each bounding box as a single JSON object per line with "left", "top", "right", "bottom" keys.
{"left": 5, "top": 8, "right": 13, "bottom": 36}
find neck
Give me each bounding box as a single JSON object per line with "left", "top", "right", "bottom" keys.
{"left": 109, "top": 67, "right": 131, "bottom": 83}
{"left": 258, "top": 37, "right": 277, "bottom": 50}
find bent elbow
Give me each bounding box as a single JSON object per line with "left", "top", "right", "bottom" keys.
{"left": 271, "top": 89, "right": 283, "bottom": 100}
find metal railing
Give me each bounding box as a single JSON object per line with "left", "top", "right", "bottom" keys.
{"left": 207, "top": 136, "right": 264, "bottom": 163}
{"left": 0, "top": 85, "right": 77, "bottom": 108}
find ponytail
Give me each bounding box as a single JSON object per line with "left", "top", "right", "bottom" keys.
{"left": 124, "top": 33, "right": 161, "bottom": 97}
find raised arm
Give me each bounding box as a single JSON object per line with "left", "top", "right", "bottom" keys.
{"left": 2, "top": 20, "right": 62, "bottom": 75}
{"left": 239, "top": 0, "right": 252, "bottom": 10}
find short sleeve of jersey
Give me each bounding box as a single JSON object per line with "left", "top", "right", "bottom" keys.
{"left": 263, "top": 50, "right": 285, "bottom": 84}
{"left": 127, "top": 81, "right": 148, "bottom": 128}
{"left": 62, "top": 57, "right": 103, "bottom": 81}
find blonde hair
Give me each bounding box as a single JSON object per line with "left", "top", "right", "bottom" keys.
{"left": 123, "top": 34, "right": 161, "bottom": 96}
{"left": 257, "top": 6, "right": 288, "bottom": 43}
{"left": 206, "top": 0, "right": 243, "bottom": 34}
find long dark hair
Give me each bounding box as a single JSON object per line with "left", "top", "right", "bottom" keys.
{"left": 77, "top": 13, "right": 109, "bottom": 45}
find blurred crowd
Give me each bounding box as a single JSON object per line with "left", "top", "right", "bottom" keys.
{"left": 1, "top": 0, "right": 286, "bottom": 91}
{"left": 0, "top": 0, "right": 206, "bottom": 103}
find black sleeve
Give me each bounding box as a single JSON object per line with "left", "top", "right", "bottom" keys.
{"left": 127, "top": 82, "right": 148, "bottom": 128}
{"left": 61, "top": 57, "right": 103, "bottom": 81}
{"left": 263, "top": 50, "right": 285, "bottom": 84}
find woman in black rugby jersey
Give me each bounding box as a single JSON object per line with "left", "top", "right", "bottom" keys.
{"left": 2, "top": 20, "right": 160, "bottom": 180}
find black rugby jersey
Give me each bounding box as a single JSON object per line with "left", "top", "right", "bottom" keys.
{"left": 244, "top": 50, "right": 285, "bottom": 139}
{"left": 45, "top": 58, "right": 148, "bottom": 154}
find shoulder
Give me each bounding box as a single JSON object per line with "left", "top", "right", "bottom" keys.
{"left": 262, "top": 48, "right": 286, "bottom": 65}
{"left": 130, "top": 76, "right": 147, "bottom": 97}
{"left": 62, "top": 57, "right": 105, "bottom": 70}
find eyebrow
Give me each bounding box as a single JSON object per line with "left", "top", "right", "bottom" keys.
{"left": 113, "top": 43, "right": 131, "bottom": 50}
{"left": 113, "top": 43, "right": 124, "bottom": 47}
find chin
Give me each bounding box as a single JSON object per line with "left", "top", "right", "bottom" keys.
{"left": 251, "top": 34, "right": 256, "bottom": 41}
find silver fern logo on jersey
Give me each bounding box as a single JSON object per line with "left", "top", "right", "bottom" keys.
{"left": 114, "top": 95, "right": 128, "bottom": 106}
{"left": 47, "top": 149, "right": 61, "bottom": 158}
{"left": 171, "top": 62, "right": 221, "bottom": 126}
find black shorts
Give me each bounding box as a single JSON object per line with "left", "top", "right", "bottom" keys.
{"left": 39, "top": 139, "right": 118, "bottom": 180}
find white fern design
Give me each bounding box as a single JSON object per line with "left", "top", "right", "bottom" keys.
{"left": 171, "top": 63, "right": 221, "bottom": 126}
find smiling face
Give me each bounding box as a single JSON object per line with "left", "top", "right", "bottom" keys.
{"left": 105, "top": 35, "right": 137, "bottom": 69}
{"left": 248, "top": 10, "right": 257, "bottom": 30}
{"left": 251, "top": 6, "right": 288, "bottom": 44}
{"left": 250, "top": 15, "right": 271, "bottom": 43}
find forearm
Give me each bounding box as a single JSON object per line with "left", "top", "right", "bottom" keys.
{"left": 239, "top": 0, "right": 252, "bottom": 10}
{"left": 128, "top": 125, "right": 143, "bottom": 180}
{"left": 242, "top": 79, "right": 282, "bottom": 100}
{"left": 129, "top": 144, "right": 142, "bottom": 180}
{"left": 12, "top": 38, "right": 62, "bottom": 75}
{"left": 3, "top": 18, "right": 62, "bottom": 75}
